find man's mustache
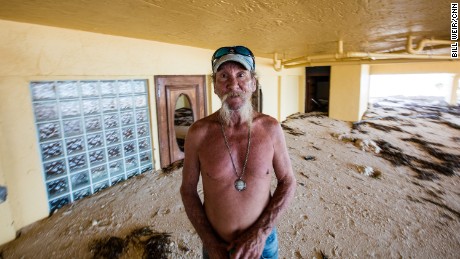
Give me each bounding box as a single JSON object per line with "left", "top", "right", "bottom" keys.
{"left": 221, "top": 92, "right": 246, "bottom": 101}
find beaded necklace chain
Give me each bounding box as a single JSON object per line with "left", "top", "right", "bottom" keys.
{"left": 219, "top": 121, "right": 251, "bottom": 191}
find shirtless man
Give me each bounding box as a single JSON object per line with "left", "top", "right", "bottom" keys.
{"left": 180, "top": 46, "right": 296, "bottom": 259}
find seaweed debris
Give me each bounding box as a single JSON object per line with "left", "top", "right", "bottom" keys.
{"left": 353, "top": 121, "right": 404, "bottom": 133}
{"left": 281, "top": 124, "right": 305, "bottom": 136}
{"left": 440, "top": 120, "right": 460, "bottom": 130}
{"left": 162, "top": 159, "right": 184, "bottom": 174}
{"left": 128, "top": 227, "right": 172, "bottom": 259}
{"left": 90, "top": 236, "right": 126, "bottom": 259}
{"left": 285, "top": 112, "right": 327, "bottom": 120}
{"left": 409, "top": 196, "right": 460, "bottom": 220}
{"left": 303, "top": 155, "right": 316, "bottom": 161}
{"left": 421, "top": 198, "right": 460, "bottom": 219}
{"left": 143, "top": 233, "right": 172, "bottom": 259}
{"left": 356, "top": 165, "right": 382, "bottom": 179}
{"left": 89, "top": 227, "right": 172, "bottom": 259}
{"left": 402, "top": 138, "right": 460, "bottom": 170}
{"left": 375, "top": 139, "right": 458, "bottom": 180}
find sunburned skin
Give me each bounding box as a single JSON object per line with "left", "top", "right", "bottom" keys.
{"left": 198, "top": 112, "right": 276, "bottom": 242}
{"left": 180, "top": 61, "right": 295, "bottom": 258}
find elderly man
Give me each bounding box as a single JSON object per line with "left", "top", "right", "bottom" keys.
{"left": 180, "top": 46, "right": 296, "bottom": 259}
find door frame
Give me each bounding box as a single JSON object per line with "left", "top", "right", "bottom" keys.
{"left": 154, "top": 75, "right": 207, "bottom": 167}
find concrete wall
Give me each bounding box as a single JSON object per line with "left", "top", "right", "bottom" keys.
{"left": 0, "top": 19, "right": 303, "bottom": 245}
{"left": 359, "top": 65, "right": 370, "bottom": 119}
{"left": 0, "top": 138, "right": 16, "bottom": 243}
{"left": 329, "top": 64, "right": 369, "bottom": 122}
{"left": 279, "top": 75, "right": 305, "bottom": 121}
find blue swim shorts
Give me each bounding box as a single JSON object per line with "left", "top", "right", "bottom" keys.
{"left": 202, "top": 228, "right": 278, "bottom": 259}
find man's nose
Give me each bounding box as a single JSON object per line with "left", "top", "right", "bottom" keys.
{"left": 227, "top": 76, "right": 239, "bottom": 90}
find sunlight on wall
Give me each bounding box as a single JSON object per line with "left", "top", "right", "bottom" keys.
{"left": 369, "top": 73, "right": 455, "bottom": 101}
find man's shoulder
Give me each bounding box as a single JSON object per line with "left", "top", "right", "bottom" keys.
{"left": 188, "top": 113, "right": 219, "bottom": 136}
{"left": 253, "top": 112, "right": 280, "bottom": 128}
{"left": 193, "top": 112, "right": 219, "bottom": 126}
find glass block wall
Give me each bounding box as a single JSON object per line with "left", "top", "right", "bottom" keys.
{"left": 30, "top": 80, "right": 154, "bottom": 213}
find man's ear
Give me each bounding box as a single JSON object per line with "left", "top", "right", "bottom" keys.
{"left": 251, "top": 79, "right": 257, "bottom": 92}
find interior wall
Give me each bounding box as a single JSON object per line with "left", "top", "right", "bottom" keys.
{"left": 359, "top": 65, "right": 370, "bottom": 119}
{"left": 0, "top": 132, "right": 16, "bottom": 244}
{"left": 0, "top": 19, "right": 304, "bottom": 245}
{"left": 329, "top": 64, "right": 367, "bottom": 122}
{"left": 279, "top": 75, "right": 304, "bottom": 121}
{"left": 257, "top": 75, "right": 279, "bottom": 119}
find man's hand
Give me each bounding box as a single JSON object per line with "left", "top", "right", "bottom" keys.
{"left": 206, "top": 240, "right": 230, "bottom": 259}
{"left": 227, "top": 230, "right": 268, "bottom": 259}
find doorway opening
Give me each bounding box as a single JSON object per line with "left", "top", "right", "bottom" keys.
{"left": 305, "top": 66, "right": 330, "bottom": 113}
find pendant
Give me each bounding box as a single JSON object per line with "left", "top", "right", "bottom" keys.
{"left": 234, "top": 178, "right": 246, "bottom": 191}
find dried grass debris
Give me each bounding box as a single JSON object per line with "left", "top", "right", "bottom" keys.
{"left": 89, "top": 227, "right": 172, "bottom": 259}
{"left": 281, "top": 124, "right": 305, "bottom": 136}
{"left": 90, "top": 236, "right": 126, "bottom": 259}
{"left": 374, "top": 139, "right": 458, "bottom": 181}
{"left": 356, "top": 165, "right": 382, "bottom": 179}
{"left": 162, "top": 159, "right": 184, "bottom": 174}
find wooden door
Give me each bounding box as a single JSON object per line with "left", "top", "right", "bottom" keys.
{"left": 155, "top": 75, "right": 206, "bottom": 167}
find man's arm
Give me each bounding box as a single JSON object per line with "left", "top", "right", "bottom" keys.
{"left": 230, "top": 121, "right": 296, "bottom": 259}
{"left": 180, "top": 122, "right": 228, "bottom": 258}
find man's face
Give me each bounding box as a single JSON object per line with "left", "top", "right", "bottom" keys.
{"left": 214, "top": 62, "right": 256, "bottom": 110}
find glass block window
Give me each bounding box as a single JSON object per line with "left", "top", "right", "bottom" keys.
{"left": 31, "top": 80, "right": 154, "bottom": 213}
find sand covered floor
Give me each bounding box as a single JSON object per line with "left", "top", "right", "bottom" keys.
{"left": 1, "top": 98, "right": 459, "bottom": 258}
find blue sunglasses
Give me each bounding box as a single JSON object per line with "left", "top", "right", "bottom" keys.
{"left": 211, "top": 46, "right": 255, "bottom": 69}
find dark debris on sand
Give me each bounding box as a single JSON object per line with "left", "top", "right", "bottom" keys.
{"left": 351, "top": 98, "right": 460, "bottom": 182}
{"left": 161, "top": 159, "right": 184, "bottom": 174}
{"left": 407, "top": 195, "right": 460, "bottom": 220}
{"left": 355, "top": 98, "right": 460, "bottom": 132}
{"left": 281, "top": 124, "right": 305, "bottom": 136}
{"left": 89, "top": 227, "right": 172, "bottom": 259}
{"left": 282, "top": 112, "right": 328, "bottom": 135}
{"left": 90, "top": 236, "right": 126, "bottom": 259}
{"left": 374, "top": 139, "right": 457, "bottom": 181}
{"left": 356, "top": 98, "right": 460, "bottom": 181}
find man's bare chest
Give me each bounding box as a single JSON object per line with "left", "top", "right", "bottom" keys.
{"left": 198, "top": 131, "right": 274, "bottom": 180}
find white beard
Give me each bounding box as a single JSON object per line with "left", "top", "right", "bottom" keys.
{"left": 219, "top": 93, "right": 253, "bottom": 126}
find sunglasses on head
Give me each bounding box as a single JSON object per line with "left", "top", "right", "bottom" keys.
{"left": 211, "top": 46, "right": 255, "bottom": 66}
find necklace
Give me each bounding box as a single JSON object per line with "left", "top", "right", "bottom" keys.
{"left": 219, "top": 121, "right": 251, "bottom": 191}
